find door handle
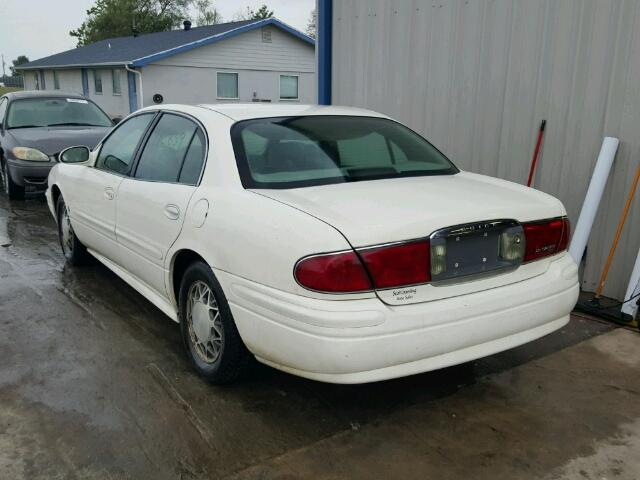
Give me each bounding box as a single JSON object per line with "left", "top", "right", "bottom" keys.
{"left": 164, "top": 204, "right": 180, "bottom": 220}
{"left": 104, "top": 187, "right": 115, "bottom": 200}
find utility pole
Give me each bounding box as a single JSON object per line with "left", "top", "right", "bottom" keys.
{"left": 1, "top": 54, "right": 5, "bottom": 77}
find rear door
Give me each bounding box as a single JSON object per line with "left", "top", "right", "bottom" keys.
{"left": 65, "top": 112, "right": 155, "bottom": 261}
{"left": 114, "top": 112, "right": 207, "bottom": 296}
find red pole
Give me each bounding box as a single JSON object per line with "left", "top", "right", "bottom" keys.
{"left": 527, "top": 119, "right": 546, "bottom": 187}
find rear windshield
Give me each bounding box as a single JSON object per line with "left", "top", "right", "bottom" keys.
{"left": 231, "top": 116, "right": 458, "bottom": 189}
{"left": 6, "top": 97, "right": 112, "bottom": 129}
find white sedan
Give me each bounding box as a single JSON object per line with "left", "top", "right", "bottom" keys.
{"left": 47, "top": 104, "right": 579, "bottom": 384}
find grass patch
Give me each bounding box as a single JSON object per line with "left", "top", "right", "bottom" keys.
{"left": 0, "top": 86, "right": 23, "bottom": 96}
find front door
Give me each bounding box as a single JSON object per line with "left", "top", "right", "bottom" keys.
{"left": 67, "top": 112, "right": 156, "bottom": 261}
{"left": 64, "top": 165, "right": 123, "bottom": 260}
{"left": 114, "top": 113, "right": 207, "bottom": 297}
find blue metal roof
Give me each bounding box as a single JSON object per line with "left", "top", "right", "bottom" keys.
{"left": 19, "top": 18, "right": 314, "bottom": 70}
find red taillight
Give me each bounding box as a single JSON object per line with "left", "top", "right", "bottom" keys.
{"left": 295, "top": 217, "right": 569, "bottom": 293}
{"left": 523, "top": 217, "right": 570, "bottom": 262}
{"left": 358, "top": 240, "right": 431, "bottom": 289}
{"left": 294, "top": 239, "right": 431, "bottom": 293}
{"left": 294, "top": 251, "right": 372, "bottom": 293}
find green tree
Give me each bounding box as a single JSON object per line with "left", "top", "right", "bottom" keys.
{"left": 193, "top": 0, "right": 222, "bottom": 26}
{"left": 234, "top": 4, "right": 274, "bottom": 21}
{"left": 10, "top": 55, "right": 29, "bottom": 76}
{"left": 70, "top": 0, "right": 193, "bottom": 46}
{"left": 250, "top": 4, "right": 273, "bottom": 19}
{"left": 306, "top": 8, "right": 316, "bottom": 38}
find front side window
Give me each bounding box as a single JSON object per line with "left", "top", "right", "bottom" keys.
{"left": 96, "top": 113, "right": 154, "bottom": 175}
{"left": 34, "top": 73, "right": 40, "bottom": 90}
{"left": 231, "top": 116, "right": 458, "bottom": 189}
{"left": 217, "top": 72, "right": 238, "bottom": 99}
{"left": 53, "top": 71, "right": 60, "bottom": 90}
{"left": 94, "top": 70, "right": 102, "bottom": 94}
{"left": 134, "top": 113, "right": 205, "bottom": 184}
{"left": 112, "top": 69, "right": 121, "bottom": 95}
{"left": 5, "top": 97, "right": 113, "bottom": 129}
{"left": 279, "top": 75, "right": 299, "bottom": 100}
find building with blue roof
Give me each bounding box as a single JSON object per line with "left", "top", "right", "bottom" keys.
{"left": 17, "top": 18, "right": 315, "bottom": 118}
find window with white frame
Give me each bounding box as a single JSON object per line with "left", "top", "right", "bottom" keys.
{"left": 279, "top": 75, "right": 299, "bottom": 100}
{"left": 34, "top": 73, "right": 40, "bottom": 90}
{"left": 53, "top": 71, "right": 60, "bottom": 90}
{"left": 112, "top": 69, "right": 121, "bottom": 95}
{"left": 217, "top": 72, "right": 238, "bottom": 99}
{"left": 94, "top": 70, "right": 103, "bottom": 94}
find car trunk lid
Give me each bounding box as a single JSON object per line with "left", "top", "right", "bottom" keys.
{"left": 254, "top": 171, "right": 566, "bottom": 305}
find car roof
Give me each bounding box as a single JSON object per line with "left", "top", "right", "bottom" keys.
{"left": 196, "top": 103, "right": 390, "bottom": 121}
{"left": 2, "top": 90, "right": 87, "bottom": 101}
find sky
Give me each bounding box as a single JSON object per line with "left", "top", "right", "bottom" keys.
{"left": 0, "top": 0, "right": 315, "bottom": 74}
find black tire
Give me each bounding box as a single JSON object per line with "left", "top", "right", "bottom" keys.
{"left": 179, "top": 261, "right": 251, "bottom": 384}
{"left": 1, "top": 158, "right": 25, "bottom": 200}
{"left": 56, "top": 195, "right": 89, "bottom": 266}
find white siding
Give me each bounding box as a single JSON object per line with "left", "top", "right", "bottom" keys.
{"left": 56, "top": 69, "right": 84, "bottom": 94}
{"left": 40, "top": 69, "right": 84, "bottom": 94}
{"left": 152, "top": 25, "right": 315, "bottom": 73}
{"left": 22, "top": 72, "right": 38, "bottom": 90}
{"left": 23, "top": 68, "right": 129, "bottom": 118}
{"left": 331, "top": 0, "right": 640, "bottom": 300}
{"left": 142, "top": 25, "right": 316, "bottom": 106}
{"left": 140, "top": 65, "right": 315, "bottom": 106}
{"left": 85, "top": 68, "right": 130, "bottom": 118}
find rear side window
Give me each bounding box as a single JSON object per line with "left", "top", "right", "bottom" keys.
{"left": 96, "top": 113, "right": 154, "bottom": 175}
{"left": 134, "top": 113, "right": 205, "bottom": 184}
{"left": 178, "top": 130, "right": 206, "bottom": 184}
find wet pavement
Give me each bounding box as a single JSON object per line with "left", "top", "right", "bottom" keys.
{"left": 0, "top": 193, "right": 639, "bottom": 480}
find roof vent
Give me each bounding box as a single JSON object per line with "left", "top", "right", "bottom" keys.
{"left": 183, "top": 20, "right": 192, "bottom": 31}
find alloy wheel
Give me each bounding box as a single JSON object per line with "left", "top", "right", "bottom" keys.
{"left": 186, "top": 280, "right": 223, "bottom": 364}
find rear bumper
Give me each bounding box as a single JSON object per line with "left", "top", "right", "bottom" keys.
{"left": 6, "top": 158, "right": 53, "bottom": 191}
{"left": 219, "top": 253, "right": 580, "bottom": 384}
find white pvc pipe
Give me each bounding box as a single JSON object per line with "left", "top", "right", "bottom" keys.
{"left": 569, "top": 137, "right": 619, "bottom": 264}
{"left": 621, "top": 247, "right": 640, "bottom": 319}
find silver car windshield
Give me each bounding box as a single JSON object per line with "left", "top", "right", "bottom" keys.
{"left": 6, "top": 97, "right": 112, "bottom": 129}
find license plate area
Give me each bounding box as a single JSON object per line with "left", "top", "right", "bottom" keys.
{"left": 430, "top": 220, "right": 523, "bottom": 283}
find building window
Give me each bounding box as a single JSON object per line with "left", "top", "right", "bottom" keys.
{"left": 94, "top": 70, "right": 103, "bottom": 94}
{"left": 34, "top": 73, "right": 40, "bottom": 90}
{"left": 53, "top": 71, "right": 60, "bottom": 90}
{"left": 112, "top": 69, "right": 121, "bottom": 95}
{"left": 280, "top": 75, "right": 299, "bottom": 100}
{"left": 217, "top": 72, "right": 238, "bottom": 99}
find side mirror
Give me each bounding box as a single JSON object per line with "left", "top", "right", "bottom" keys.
{"left": 111, "top": 117, "right": 122, "bottom": 125}
{"left": 59, "top": 145, "right": 90, "bottom": 164}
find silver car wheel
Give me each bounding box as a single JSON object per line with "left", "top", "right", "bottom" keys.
{"left": 186, "top": 280, "right": 223, "bottom": 364}
{"left": 60, "top": 206, "right": 74, "bottom": 257}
